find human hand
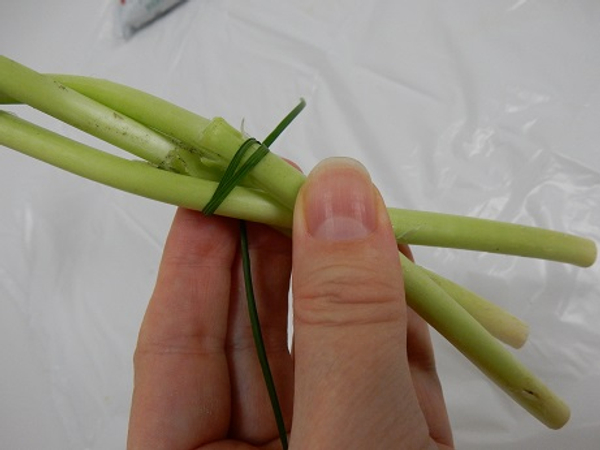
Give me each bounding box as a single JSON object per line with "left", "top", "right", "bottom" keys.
{"left": 127, "top": 157, "right": 454, "bottom": 449}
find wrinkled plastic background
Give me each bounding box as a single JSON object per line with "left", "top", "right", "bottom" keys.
{"left": 1, "top": 1, "right": 599, "bottom": 448}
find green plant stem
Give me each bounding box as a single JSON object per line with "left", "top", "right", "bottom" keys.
{"left": 47, "top": 74, "right": 213, "bottom": 157}
{"left": 59, "top": 75, "right": 303, "bottom": 207}
{"left": 0, "top": 109, "right": 531, "bottom": 360}
{"left": 162, "top": 104, "right": 596, "bottom": 268}
{"left": 388, "top": 208, "right": 596, "bottom": 268}
{"left": 400, "top": 253, "right": 570, "bottom": 429}
{"left": 0, "top": 56, "right": 213, "bottom": 179}
{"left": 22, "top": 73, "right": 305, "bottom": 209}
{"left": 1, "top": 66, "right": 596, "bottom": 268}
{"left": 421, "top": 267, "right": 529, "bottom": 348}
{"left": 0, "top": 111, "right": 292, "bottom": 228}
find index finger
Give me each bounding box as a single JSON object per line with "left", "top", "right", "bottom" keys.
{"left": 128, "top": 208, "right": 239, "bottom": 450}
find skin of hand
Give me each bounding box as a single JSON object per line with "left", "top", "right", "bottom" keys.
{"left": 127, "top": 157, "right": 454, "bottom": 450}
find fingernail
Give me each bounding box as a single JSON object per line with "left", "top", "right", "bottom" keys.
{"left": 304, "top": 157, "right": 377, "bottom": 241}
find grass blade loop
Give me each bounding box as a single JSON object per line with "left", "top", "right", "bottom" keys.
{"left": 201, "top": 138, "right": 269, "bottom": 216}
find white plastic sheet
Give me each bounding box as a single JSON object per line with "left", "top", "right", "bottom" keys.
{"left": 1, "top": 1, "right": 599, "bottom": 448}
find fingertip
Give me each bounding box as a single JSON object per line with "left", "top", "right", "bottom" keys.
{"left": 160, "top": 207, "right": 239, "bottom": 269}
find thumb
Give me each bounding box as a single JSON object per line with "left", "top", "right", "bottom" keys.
{"left": 290, "top": 157, "right": 427, "bottom": 448}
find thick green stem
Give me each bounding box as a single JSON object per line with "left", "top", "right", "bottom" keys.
{"left": 8, "top": 71, "right": 595, "bottom": 268}
{"left": 389, "top": 208, "right": 596, "bottom": 268}
{"left": 400, "top": 253, "right": 570, "bottom": 429}
{"left": 0, "top": 56, "right": 214, "bottom": 179}
{"left": 1, "top": 70, "right": 303, "bottom": 207}
{"left": 186, "top": 114, "right": 597, "bottom": 268}
{"left": 0, "top": 62, "right": 595, "bottom": 266}
{"left": 64, "top": 75, "right": 304, "bottom": 208}
{"left": 1, "top": 107, "right": 530, "bottom": 347}
{"left": 421, "top": 267, "right": 529, "bottom": 348}
{"left": 0, "top": 111, "right": 292, "bottom": 228}
{"left": 47, "top": 74, "right": 213, "bottom": 155}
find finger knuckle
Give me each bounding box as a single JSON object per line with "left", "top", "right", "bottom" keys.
{"left": 294, "top": 261, "right": 403, "bottom": 327}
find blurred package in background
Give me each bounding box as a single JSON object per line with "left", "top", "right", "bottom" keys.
{"left": 117, "top": 0, "right": 187, "bottom": 38}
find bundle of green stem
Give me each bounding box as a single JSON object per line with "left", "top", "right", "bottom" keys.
{"left": 0, "top": 56, "right": 596, "bottom": 430}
